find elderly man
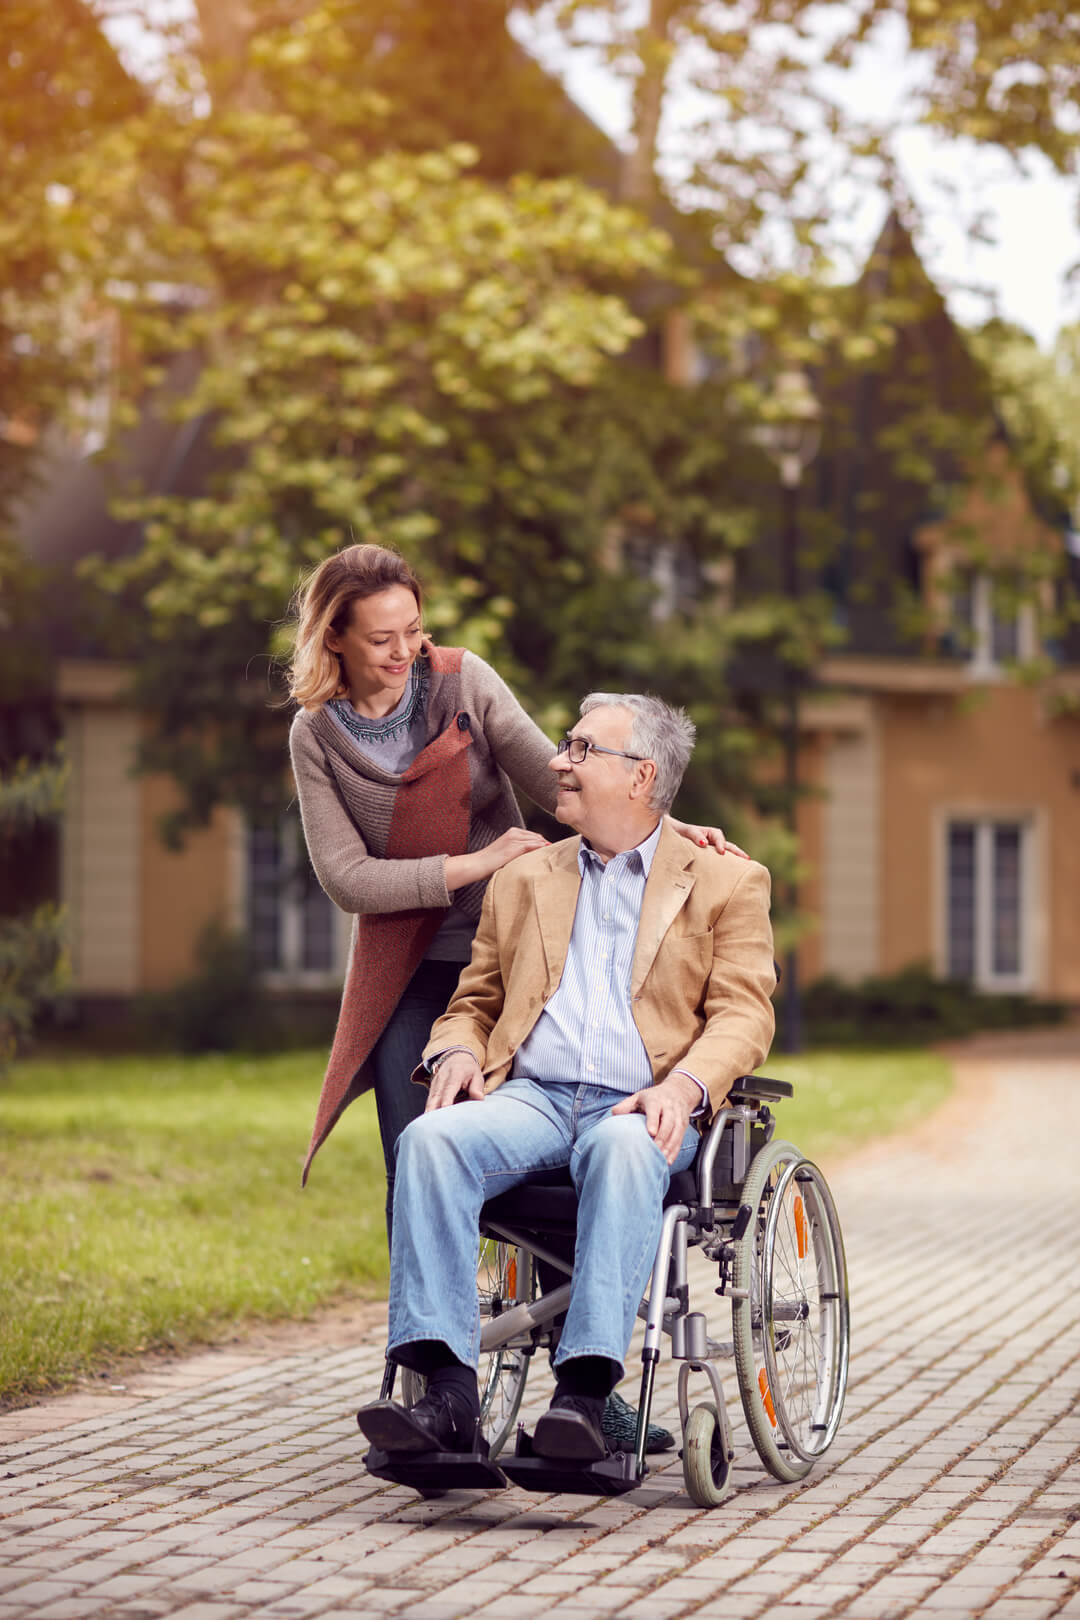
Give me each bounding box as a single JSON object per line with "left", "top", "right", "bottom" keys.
{"left": 357, "top": 692, "right": 776, "bottom": 1464}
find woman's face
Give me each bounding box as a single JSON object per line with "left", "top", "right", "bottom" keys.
{"left": 326, "top": 585, "right": 423, "bottom": 703}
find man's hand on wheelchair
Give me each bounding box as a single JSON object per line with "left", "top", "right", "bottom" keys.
{"left": 424, "top": 1050, "right": 486, "bottom": 1111}
{"left": 611, "top": 1072, "right": 701, "bottom": 1164}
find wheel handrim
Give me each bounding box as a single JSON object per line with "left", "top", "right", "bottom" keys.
{"left": 761, "top": 1158, "right": 849, "bottom": 1461}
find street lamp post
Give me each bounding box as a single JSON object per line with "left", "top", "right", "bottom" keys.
{"left": 755, "top": 370, "right": 821, "bottom": 1054}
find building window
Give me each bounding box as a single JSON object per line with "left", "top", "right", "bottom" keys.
{"left": 946, "top": 818, "right": 1029, "bottom": 989}
{"left": 246, "top": 819, "right": 343, "bottom": 985}
{"left": 623, "top": 534, "right": 701, "bottom": 621}
{"left": 952, "top": 570, "right": 1035, "bottom": 674}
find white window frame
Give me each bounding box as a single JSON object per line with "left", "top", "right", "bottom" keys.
{"left": 963, "top": 573, "right": 1038, "bottom": 679}
{"left": 242, "top": 815, "right": 350, "bottom": 990}
{"left": 935, "top": 809, "right": 1044, "bottom": 993}
{"left": 622, "top": 533, "right": 701, "bottom": 622}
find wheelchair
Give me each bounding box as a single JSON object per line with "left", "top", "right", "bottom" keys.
{"left": 367, "top": 1074, "right": 850, "bottom": 1507}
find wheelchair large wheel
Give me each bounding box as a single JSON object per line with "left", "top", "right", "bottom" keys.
{"left": 732, "top": 1140, "right": 849, "bottom": 1483}
{"left": 402, "top": 1238, "right": 533, "bottom": 1458}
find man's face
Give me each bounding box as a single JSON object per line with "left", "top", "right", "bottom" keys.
{"left": 549, "top": 705, "right": 640, "bottom": 841}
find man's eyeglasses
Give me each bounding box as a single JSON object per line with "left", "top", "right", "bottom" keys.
{"left": 557, "top": 735, "right": 647, "bottom": 765}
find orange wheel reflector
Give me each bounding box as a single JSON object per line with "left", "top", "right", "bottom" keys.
{"left": 794, "top": 1196, "right": 807, "bottom": 1259}
{"left": 507, "top": 1258, "right": 517, "bottom": 1299}
{"left": 758, "top": 1368, "right": 777, "bottom": 1427}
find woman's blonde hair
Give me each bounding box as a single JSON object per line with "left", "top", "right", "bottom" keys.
{"left": 289, "top": 544, "right": 424, "bottom": 710}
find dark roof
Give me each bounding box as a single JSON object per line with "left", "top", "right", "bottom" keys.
{"left": 18, "top": 352, "right": 215, "bottom": 657}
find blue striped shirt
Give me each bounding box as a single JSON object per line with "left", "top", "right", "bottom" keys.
{"left": 512, "top": 822, "right": 663, "bottom": 1094}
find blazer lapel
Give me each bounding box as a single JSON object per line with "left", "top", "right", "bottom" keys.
{"left": 532, "top": 839, "right": 583, "bottom": 993}
{"left": 631, "top": 820, "right": 696, "bottom": 995}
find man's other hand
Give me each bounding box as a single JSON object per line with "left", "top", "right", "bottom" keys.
{"left": 611, "top": 1073, "right": 700, "bottom": 1164}
{"left": 424, "top": 1051, "right": 486, "bottom": 1111}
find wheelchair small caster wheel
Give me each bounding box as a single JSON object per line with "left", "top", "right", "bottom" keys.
{"left": 683, "top": 1403, "right": 732, "bottom": 1507}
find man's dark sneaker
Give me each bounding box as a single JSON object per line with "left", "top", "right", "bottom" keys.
{"left": 356, "top": 1390, "right": 477, "bottom": 1456}
{"left": 601, "top": 1389, "right": 676, "bottom": 1454}
{"left": 533, "top": 1393, "right": 608, "bottom": 1462}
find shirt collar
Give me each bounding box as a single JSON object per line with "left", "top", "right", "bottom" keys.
{"left": 579, "top": 817, "right": 663, "bottom": 877}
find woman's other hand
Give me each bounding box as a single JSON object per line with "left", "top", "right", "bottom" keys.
{"left": 669, "top": 817, "right": 748, "bottom": 858}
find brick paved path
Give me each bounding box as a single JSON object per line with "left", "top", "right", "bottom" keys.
{"left": 2, "top": 1035, "right": 1079, "bottom": 1620}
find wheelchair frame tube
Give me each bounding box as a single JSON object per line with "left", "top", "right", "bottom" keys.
{"left": 478, "top": 1220, "right": 576, "bottom": 1352}
{"left": 641, "top": 1204, "right": 689, "bottom": 1361}
{"left": 636, "top": 1205, "right": 688, "bottom": 1475}
{"left": 697, "top": 1106, "right": 752, "bottom": 1211}
{"left": 479, "top": 1284, "right": 572, "bottom": 1352}
{"left": 482, "top": 1222, "right": 573, "bottom": 1278}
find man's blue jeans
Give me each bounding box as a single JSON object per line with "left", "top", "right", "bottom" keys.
{"left": 387, "top": 1077, "right": 699, "bottom": 1378}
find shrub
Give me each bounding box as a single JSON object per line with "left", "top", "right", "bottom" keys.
{"left": 0, "top": 749, "right": 69, "bottom": 1070}
{"left": 802, "top": 963, "right": 1068, "bottom": 1048}
{"left": 135, "top": 922, "right": 336, "bottom": 1054}
{"left": 136, "top": 922, "right": 261, "bottom": 1053}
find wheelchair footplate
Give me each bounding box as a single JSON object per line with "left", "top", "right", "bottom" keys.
{"left": 364, "top": 1443, "right": 508, "bottom": 1495}
{"left": 360, "top": 1407, "right": 508, "bottom": 1495}
{"left": 499, "top": 1426, "right": 645, "bottom": 1497}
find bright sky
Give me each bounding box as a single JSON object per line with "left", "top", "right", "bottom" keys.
{"left": 104, "top": 2, "right": 1080, "bottom": 351}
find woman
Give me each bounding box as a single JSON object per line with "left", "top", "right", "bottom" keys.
{"left": 289, "top": 542, "right": 731, "bottom": 1211}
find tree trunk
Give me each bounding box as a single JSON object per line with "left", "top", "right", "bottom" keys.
{"left": 191, "top": 0, "right": 313, "bottom": 107}
{"left": 621, "top": 0, "right": 678, "bottom": 207}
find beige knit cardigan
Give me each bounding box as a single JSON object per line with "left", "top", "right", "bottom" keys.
{"left": 289, "top": 644, "right": 559, "bottom": 1176}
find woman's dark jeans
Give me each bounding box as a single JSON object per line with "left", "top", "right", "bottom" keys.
{"left": 369, "top": 957, "right": 466, "bottom": 1243}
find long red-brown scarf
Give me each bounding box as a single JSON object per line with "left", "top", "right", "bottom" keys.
{"left": 302, "top": 653, "right": 473, "bottom": 1183}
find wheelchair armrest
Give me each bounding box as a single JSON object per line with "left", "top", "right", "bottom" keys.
{"left": 727, "top": 1073, "right": 793, "bottom": 1102}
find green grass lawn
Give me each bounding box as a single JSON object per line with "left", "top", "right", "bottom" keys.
{"left": 0, "top": 1044, "right": 952, "bottom": 1406}
{"left": 0, "top": 1050, "right": 388, "bottom": 1407}
{"left": 763, "top": 1048, "right": 953, "bottom": 1163}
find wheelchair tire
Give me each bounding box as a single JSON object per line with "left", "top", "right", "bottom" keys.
{"left": 683, "top": 1403, "right": 732, "bottom": 1507}
{"left": 401, "top": 1238, "right": 532, "bottom": 1459}
{"left": 732, "top": 1140, "right": 849, "bottom": 1483}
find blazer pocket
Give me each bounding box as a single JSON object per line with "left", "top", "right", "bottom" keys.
{"left": 649, "top": 932, "right": 713, "bottom": 1000}
{"left": 664, "top": 931, "right": 713, "bottom": 961}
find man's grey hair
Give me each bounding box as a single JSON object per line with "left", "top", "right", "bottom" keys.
{"left": 579, "top": 692, "right": 696, "bottom": 815}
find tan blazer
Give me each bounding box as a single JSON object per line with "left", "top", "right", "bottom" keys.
{"left": 414, "top": 818, "right": 777, "bottom": 1119}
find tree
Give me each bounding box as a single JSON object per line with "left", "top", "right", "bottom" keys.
{"left": 969, "top": 321, "right": 1080, "bottom": 516}
{"left": 0, "top": 0, "right": 142, "bottom": 470}
{"left": 514, "top": 0, "right": 874, "bottom": 269}
{"left": 38, "top": 3, "right": 681, "bottom": 838}
{"left": 48, "top": 0, "right": 964, "bottom": 873}
{"left": 26, "top": 0, "right": 1072, "bottom": 923}
{"left": 0, "top": 2, "right": 142, "bottom": 1057}
{"left": 965, "top": 319, "right": 1080, "bottom": 670}
{"left": 826, "top": 0, "right": 1080, "bottom": 174}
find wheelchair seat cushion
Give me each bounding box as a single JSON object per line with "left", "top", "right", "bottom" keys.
{"left": 480, "top": 1164, "right": 698, "bottom": 1234}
